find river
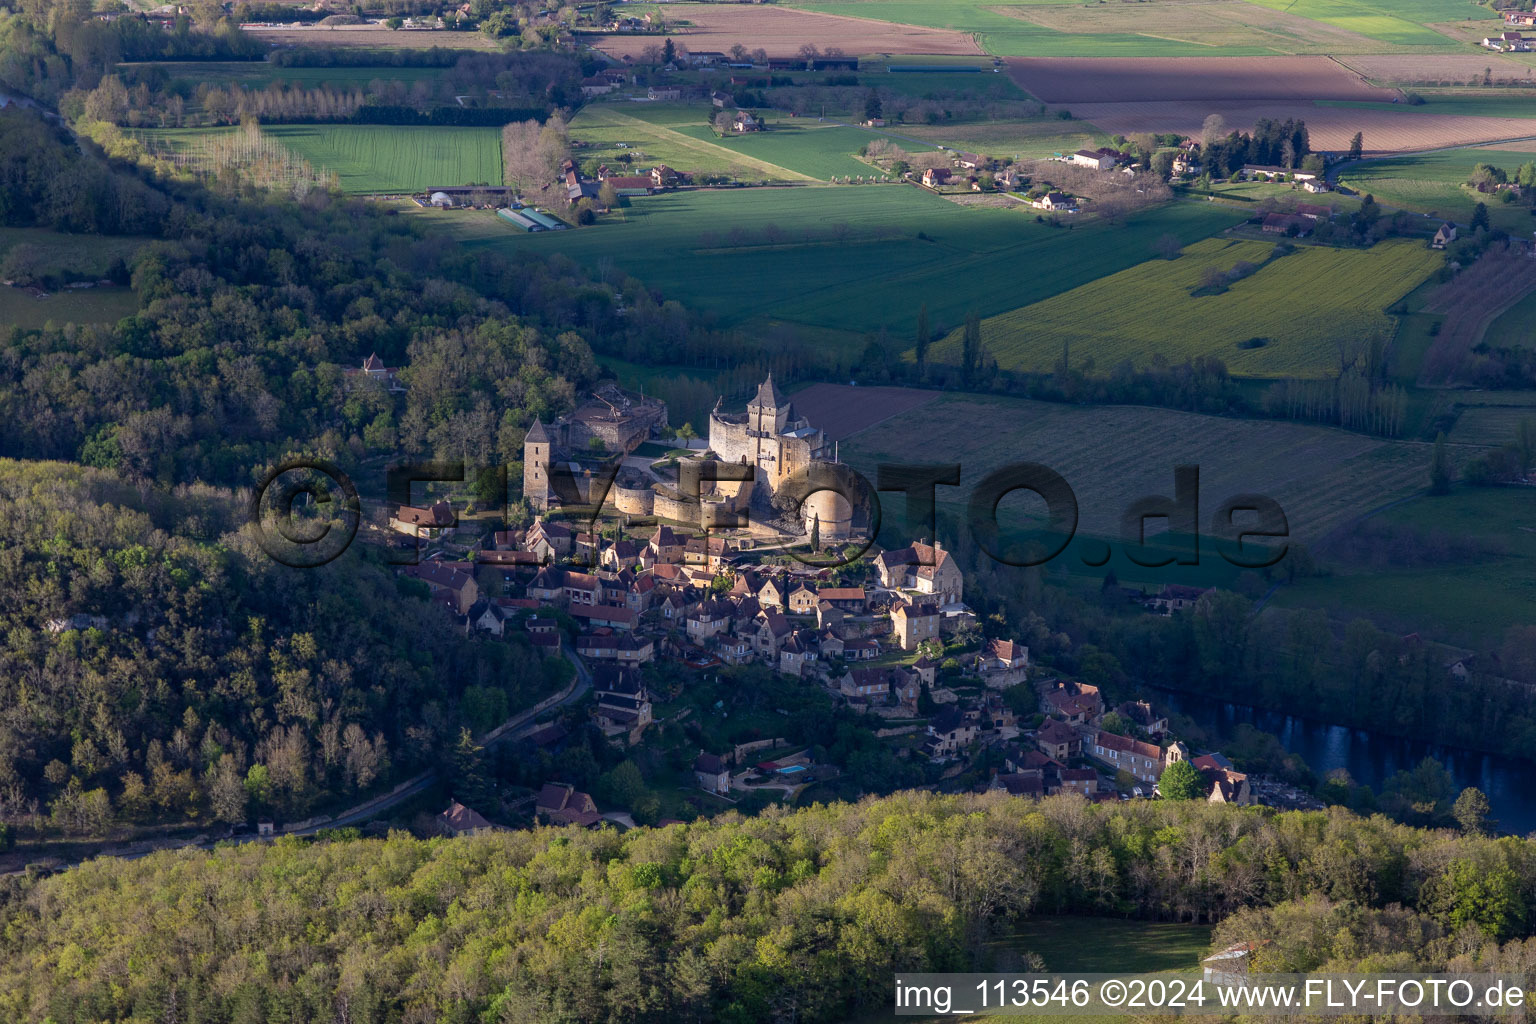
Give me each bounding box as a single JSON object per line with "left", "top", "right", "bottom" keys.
{"left": 1157, "top": 690, "right": 1536, "bottom": 836}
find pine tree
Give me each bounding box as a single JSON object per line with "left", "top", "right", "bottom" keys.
{"left": 450, "top": 728, "right": 492, "bottom": 810}
{"left": 1348, "top": 131, "right": 1363, "bottom": 160}
{"left": 1472, "top": 202, "right": 1490, "bottom": 232}
{"left": 961, "top": 312, "right": 981, "bottom": 385}
{"left": 1429, "top": 432, "right": 1452, "bottom": 496}
{"left": 810, "top": 513, "right": 820, "bottom": 552}
{"left": 662, "top": 38, "right": 676, "bottom": 64}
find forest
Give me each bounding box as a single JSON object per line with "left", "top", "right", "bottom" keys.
{"left": 2, "top": 792, "right": 1533, "bottom": 1023}
{"left": 0, "top": 459, "right": 568, "bottom": 836}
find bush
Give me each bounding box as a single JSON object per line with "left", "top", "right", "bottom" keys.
{"left": 1237, "top": 337, "right": 1269, "bottom": 349}
{"left": 1055, "top": 108, "right": 1073, "bottom": 120}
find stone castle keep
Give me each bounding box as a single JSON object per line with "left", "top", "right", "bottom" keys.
{"left": 524, "top": 374, "right": 853, "bottom": 541}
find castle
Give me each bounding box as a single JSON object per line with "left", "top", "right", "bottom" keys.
{"left": 524, "top": 374, "right": 853, "bottom": 542}
{"left": 707, "top": 373, "right": 831, "bottom": 496}
{"left": 523, "top": 384, "right": 669, "bottom": 512}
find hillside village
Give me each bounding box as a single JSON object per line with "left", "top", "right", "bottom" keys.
{"left": 379, "top": 372, "right": 1323, "bottom": 834}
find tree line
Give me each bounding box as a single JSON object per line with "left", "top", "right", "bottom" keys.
{"left": 2, "top": 791, "right": 1534, "bottom": 1022}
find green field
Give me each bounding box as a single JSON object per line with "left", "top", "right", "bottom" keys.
{"left": 1273, "top": 485, "right": 1536, "bottom": 647}
{"left": 932, "top": 237, "right": 1441, "bottom": 379}
{"left": 428, "top": 187, "right": 1240, "bottom": 348}
{"left": 999, "top": 916, "right": 1214, "bottom": 974}
{"left": 0, "top": 286, "right": 137, "bottom": 329}
{"left": 119, "top": 61, "right": 449, "bottom": 88}
{"left": 889, "top": 118, "right": 1112, "bottom": 160}
{"left": 1485, "top": 290, "right": 1536, "bottom": 350}
{"left": 1338, "top": 147, "right": 1536, "bottom": 233}
{"left": 137, "top": 124, "right": 502, "bottom": 192}
{"left": 573, "top": 103, "right": 948, "bottom": 182}
{"left": 0, "top": 227, "right": 151, "bottom": 277}
{"left": 788, "top": 0, "right": 1489, "bottom": 54}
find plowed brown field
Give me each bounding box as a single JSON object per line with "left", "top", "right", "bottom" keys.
{"left": 1338, "top": 54, "right": 1536, "bottom": 85}
{"left": 587, "top": 5, "right": 983, "bottom": 59}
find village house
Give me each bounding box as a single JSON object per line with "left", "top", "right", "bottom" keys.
{"left": 580, "top": 76, "right": 615, "bottom": 96}
{"left": 1112, "top": 700, "right": 1169, "bottom": 739}
{"left": 344, "top": 353, "right": 406, "bottom": 393}
{"left": 1043, "top": 687, "right": 1099, "bottom": 726}
{"left": 923, "top": 707, "right": 979, "bottom": 759}
{"left": 757, "top": 577, "right": 786, "bottom": 610}
{"left": 711, "top": 90, "right": 731, "bottom": 107}
{"left": 891, "top": 599, "right": 940, "bottom": 651}
{"left": 536, "top": 783, "right": 603, "bottom": 827}
{"left": 404, "top": 562, "right": 478, "bottom": 615}
{"left": 1432, "top": 222, "right": 1457, "bottom": 249}
{"left": 1147, "top": 583, "right": 1213, "bottom": 615}
{"left": 755, "top": 609, "right": 793, "bottom": 656}
{"left": 921, "top": 167, "right": 952, "bottom": 188}
{"left": 778, "top": 631, "right": 818, "bottom": 677}
{"left": 1172, "top": 152, "right": 1201, "bottom": 177}
{"left": 876, "top": 539, "right": 963, "bottom": 603}
{"left": 686, "top": 597, "right": 733, "bottom": 643}
{"left": 1262, "top": 212, "right": 1313, "bottom": 237}
{"left": 1507, "top": 10, "right": 1536, "bottom": 26}
{"left": 647, "top": 85, "right": 681, "bottom": 101}
{"left": 957, "top": 152, "right": 983, "bottom": 169}
{"left": 524, "top": 518, "right": 573, "bottom": 561}
{"left": 1056, "top": 767, "right": 1099, "bottom": 797}
{"left": 575, "top": 630, "right": 655, "bottom": 664}
{"left": 1035, "top": 191, "right": 1077, "bottom": 212}
{"left": 591, "top": 665, "right": 653, "bottom": 742}
{"left": 818, "top": 586, "right": 866, "bottom": 611}
{"left": 787, "top": 584, "right": 820, "bottom": 615}
{"left": 390, "top": 500, "right": 456, "bottom": 540}
{"left": 1071, "top": 149, "right": 1115, "bottom": 171}
{"left": 1193, "top": 753, "right": 1254, "bottom": 805}
{"left": 649, "top": 524, "right": 686, "bottom": 564}
{"left": 567, "top": 604, "right": 637, "bottom": 631}
{"left": 992, "top": 773, "right": 1044, "bottom": 799}
{"left": 1301, "top": 178, "right": 1331, "bottom": 193}
{"left": 732, "top": 111, "right": 763, "bottom": 132}
{"left": 1035, "top": 717, "right": 1081, "bottom": 762}
{"left": 1295, "top": 202, "right": 1333, "bottom": 221}
{"left": 1089, "top": 731, "right": 1177, "bottom": 785}
{"left": 438, "top": 801, "right": 494, "bottom": 836}
{"left": 694, "top": 752, "right": 731, "bottom": 793}
{"left": 816, "top": 600, "right": 846, "bottom": 633}
{"left": 975, "top": 637, "right": 1029, "bottom": 688}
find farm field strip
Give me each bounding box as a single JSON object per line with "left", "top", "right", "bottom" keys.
{"left": 116, "top": 61, "right": 450, "bottom": 86}
{"left": 586, "top": 3, "right": 982, "bottom": 59}
{"left": 1336, "top": 53, "right": 1536, "bottom": 85}
{"left": 1418, "top": 252, "right": 1536, "bottom": 385}
{"left": 1485, "top": 291, "right": 1536, "bottom": 351}
{"left": 1067, "top": 99, "right": 1536, "bottom": 152}
{"left": 671, "top": 122, "right": 888, "bottom": 180}
{"left": 1448, "top": 404, "right": 1536, "bottom": 445}
{"left": 135, "top": 124, "right": 503, "bottom": 192}
{"left": 575, "top": 107, "right": 818, "bottom": 181}
{"left": 931, "top": 237, "right": 1441, "bottom": 379}
{"left": 1338, "top": 147, "right": 1536, "bottom": 230}
{"left": 1238, "top": 0, "right": 1493, "bottom": 47}
{"left": 839, "top": 391, "right": 1435, "bottom": 541}
{"left": 1005, "top": 55, "right": 1395, "bottom": 103}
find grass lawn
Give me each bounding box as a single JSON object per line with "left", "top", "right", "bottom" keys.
{"left": 0, "top": 286, "right": 138, "bottom": 329}
{"left": 1338, "top": 147, "right": 1536, "bottom": 234}
{"left": 931, "top": 237, "right": 1441, "bottom": 379}
{"left": 136, "top": 124, "right": 503, "bottom": 192}
{"left": 572, "top": 103, "right": 819, "bottom": 181}
{"left": 674, "top": 121, "right": 894, "bottom": 181}
{"left": 1273, "top": 485, "right": 1536, "bottom": 647}
{"left": 428, "top": 187, "right": 1239, "bottom": 350}
{"left": 996, "top": 916, "right": 1214, "bottom": 974}
{"left": 1485, "top": 289, "right": 1536, "bottom": 350}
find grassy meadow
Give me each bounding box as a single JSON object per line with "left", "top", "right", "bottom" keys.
{"left": 1272, "top": 485, "right": 1536, "bottom": 647}
{"left": 0, "top": 286, "right": 137, "bottom": 329}
{"left": 931, "top": 237, "right": 1441, "bottom": 379}
{"left": 136, "top": 124, "right": 503, "bottom": 192}
{"left": 1338, "top": 147, "right": 1536, "bottom": 233}
{"left": 428, "top": 187, "right": 1240, "bottom": 349}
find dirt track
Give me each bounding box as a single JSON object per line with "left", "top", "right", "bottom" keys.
{"left": 589, "top": 5, "right": 982, "bottom": 59}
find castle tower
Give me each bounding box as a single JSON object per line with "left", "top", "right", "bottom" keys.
{"left": 524, "top": 419, "right": 551, "bottom": 511}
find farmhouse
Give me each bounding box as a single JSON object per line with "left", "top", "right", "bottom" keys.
{"left": 1071, "top": 149, "right": 1114, "bottom": 171}
{"left": 580, "top": 77, "right": 615, "bottom": 96}
{"left": 957, "top": 152, "right": 983, "bottom": 169}
{"left": 647, "top": 85, "right": 681, "bottom": 101}
{"left": 922, "top": 167, "right": 953, "bottom": 187}
{"left": 1301, "top": 179, "right": 1331, "bottom": 194}
{"left": 1508, "top": 10, "right": 1536, "bottom": 26}
{"left": 1034, "top": 191, "right": 1077, "bottom": 212}
{"left": 391, "top": 501, "right": 456, "bottom": 539}
{"left": 1295, "top": 203, "right": 1333, "bottom": 221}
{"left": 875, "top": 539, "right": 963, "bottom": 603}
{"left": 1432, "top": 222, "right": 1458, "bottom": 249}
{"left": 602, "top": 174, "right": 654, "bottom": 195}
{"left": 1262, "top": 213, "right": 1313, "bottom": 236}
